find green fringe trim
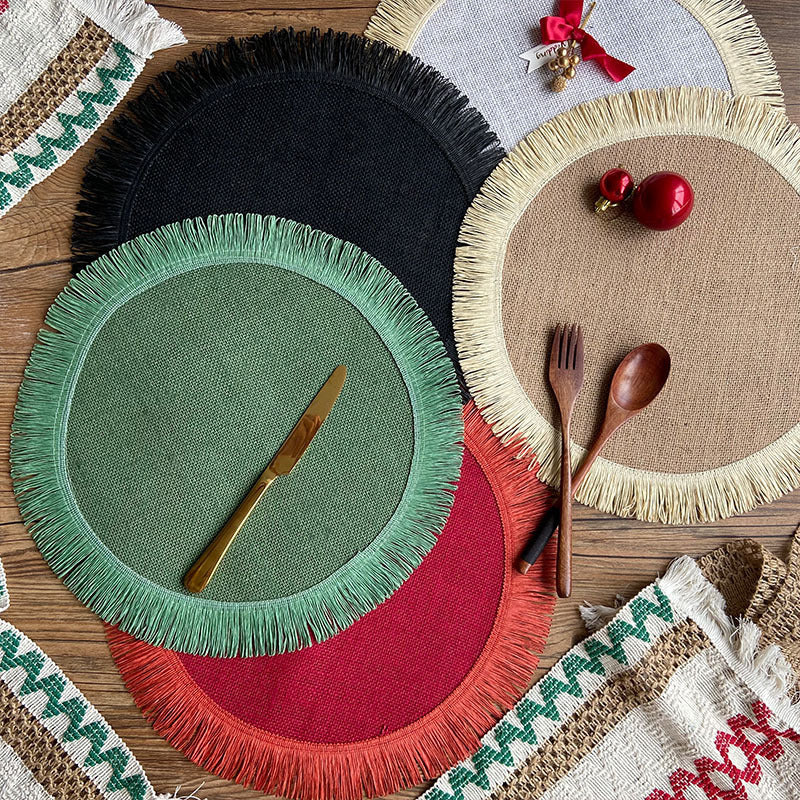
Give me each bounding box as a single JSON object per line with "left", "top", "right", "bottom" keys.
{"left": 12, "top": 214, "right": 463, "bottom": 657}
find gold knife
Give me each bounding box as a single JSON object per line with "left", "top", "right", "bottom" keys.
{"left": 183, "top": 365, "right": 347, "bottom": 594}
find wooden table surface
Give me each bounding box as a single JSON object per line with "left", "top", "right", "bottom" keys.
{"left": 1, "top": 3, "right": 799, "bottom": 798}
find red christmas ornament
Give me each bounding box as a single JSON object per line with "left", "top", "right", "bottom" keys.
{"left": 632, "top": 171, "right": 694, "bottom": 230}
{"left": 595, "top": 167, "right": 634, "bottom": 213}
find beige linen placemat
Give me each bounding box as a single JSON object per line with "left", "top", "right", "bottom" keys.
{"left": 455, "top": 87, "right": 800, "bottom": 523}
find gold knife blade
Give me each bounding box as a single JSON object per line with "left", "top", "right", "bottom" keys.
{"left": 269, "top": 364, "right": 347, "bottom": 475}
{"left": 183, "top": 365, "right": 347, "bottom": 593}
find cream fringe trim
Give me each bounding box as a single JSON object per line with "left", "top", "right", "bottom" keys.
{"left": 69, "top": 0, "right": 186, "bottom": 57}
{"left": 454, "top": 87, "right": 800, "bottom": 524}
{"left": 0, "top": 557, "right": 8, "bottom": 613}
{"left": 364, "top": 0, "right": 783, "bottom": 110}
{"left": 678, "top": 0, "right": 783, "bottom": 110}
{"left": 660, "top": 556, "right": 800, "bottom": 728}
{"left": 365, "top": 0, "right": 443, "bottom": 50}
{"left": 580, "top": 595, "right": 626, "bottom": 632}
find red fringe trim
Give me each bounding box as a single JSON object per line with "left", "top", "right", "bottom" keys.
{"left": 107, "top": 402, "right": 556, "bottom": 800}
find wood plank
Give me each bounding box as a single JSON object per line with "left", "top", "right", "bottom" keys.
{"left": 0, "top": 2, "right": 797, "bottom": 798}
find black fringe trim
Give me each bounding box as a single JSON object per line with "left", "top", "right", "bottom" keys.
{"left": 72, "top": 27, "right": 505, "bottom": 272}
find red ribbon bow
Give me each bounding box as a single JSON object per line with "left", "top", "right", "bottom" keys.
{"left": 540, "top": 0, "right": 634, "bottom": 82}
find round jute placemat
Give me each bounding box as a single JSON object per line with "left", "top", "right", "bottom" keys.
{"left": 454, "top": 87, "right": 800, "bottom": 524}
{"left": 365, "top": 0, "right": 783, "bottom": 151}
{"left": 72, "top": 27, "right": 504, "bottom": 376}
{"left": 11, "top": 214, "right": 462, "bottom": 657}
{"left": 105, "top": 405, "right": 556, "bottom": 800}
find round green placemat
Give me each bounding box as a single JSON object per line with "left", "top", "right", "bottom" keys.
{"left": 12, "top": 214, "right": 462, "bottom": 657}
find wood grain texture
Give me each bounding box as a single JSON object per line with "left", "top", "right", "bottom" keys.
{"left": 0, "top": 3, "right": 798, "bottom": 798}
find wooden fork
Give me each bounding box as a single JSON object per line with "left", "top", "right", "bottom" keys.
{"left": 549, "top": 324, "right": 584, "bottom": 598}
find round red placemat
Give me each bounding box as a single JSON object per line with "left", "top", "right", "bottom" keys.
{"left": 107, "top": 404, "right": 556, "bottom": 800}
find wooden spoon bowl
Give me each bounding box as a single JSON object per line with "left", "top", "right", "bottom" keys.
{"left": 610, "top": 343, "right": 672, "bottom": 413}
{"left": 573, "top": 343, "right": 671, "bottom": 487}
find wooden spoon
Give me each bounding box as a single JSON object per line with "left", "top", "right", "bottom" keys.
{"left": 517, "top": 342, "right": 671, "bottom": 575}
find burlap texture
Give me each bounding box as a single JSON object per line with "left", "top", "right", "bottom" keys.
{"left": 502, "top": 135, "right": 800, "bottom": 473}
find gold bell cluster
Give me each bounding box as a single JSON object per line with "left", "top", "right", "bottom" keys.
{"left": 548, "top": 45, "right": 581, "bottom": 92}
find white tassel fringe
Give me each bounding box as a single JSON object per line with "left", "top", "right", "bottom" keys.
{"left": 660, "top": 555, "right": 800, "bottom": 728}
{"left": 70, "top": 0, "right": 186, "bottom": 57}
{"left": 580, "top": 594, "right": 626, "bottom": 632}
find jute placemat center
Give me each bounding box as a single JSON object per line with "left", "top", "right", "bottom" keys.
{"left": 503, "top": 135, "right": 800, "bottom": 473}
{"left": 454, "top": 88, "right": 800, "bottom": 522}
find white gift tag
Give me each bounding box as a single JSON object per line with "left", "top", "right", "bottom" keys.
{"left": 520, "top": 42, "right": 563, "bottom": 73}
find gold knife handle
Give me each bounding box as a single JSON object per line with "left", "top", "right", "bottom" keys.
{"left": 183, "top": 468, "right": 277, "bottom": 594}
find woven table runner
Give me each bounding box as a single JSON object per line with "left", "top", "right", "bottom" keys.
{"left": 0, "top": 0, "right": 184, "bottom": 217}
{"left": 424, "top": 533, "right": 800, "bottom": 800}
{"left": 11, "top": 214, "right": 462, "bottom": 658}
{"left": 0, "top": 558, "right": 199, "bottom": 800}
{"left": 365, "top": 0, "right": 782, "bottom": 151}
{"left": 72, "top": 27, "right": 504, "bottom": 373}
{"left": 105, "top": 405, "right": 556, "bottom": 800}
{"left": 455, "top": 87, "right": 800, "bottom": 524}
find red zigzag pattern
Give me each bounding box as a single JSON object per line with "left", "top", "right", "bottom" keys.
{"left": 647, "top": 702, "right": 800, "bottom": 800}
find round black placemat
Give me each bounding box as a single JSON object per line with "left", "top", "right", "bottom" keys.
{"left": 73, "top": 28, "right": 504, "bottom": 372}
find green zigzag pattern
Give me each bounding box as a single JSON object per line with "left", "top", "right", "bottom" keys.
{"left": 0, "top": 626, "right": 149, "bottom": 800}
{"left": 427, "top": 586, "right": 674, "bottom": 800}
{"left": 0, "top": 42, "right": 137, "bottom": 211}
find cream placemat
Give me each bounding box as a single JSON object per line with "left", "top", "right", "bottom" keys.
{"left": 454, "top": 87, "right": 800, "bottom": 524}
{"left": 365, "top": 0, "right": 783, "bottom": 150}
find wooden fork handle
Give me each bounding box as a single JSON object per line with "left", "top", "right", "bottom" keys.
{"left": 518, "top": 413, "right": 631, "bottom": 576}
{"left": 557, "top": 420, "right": 573, "bottom": 598}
